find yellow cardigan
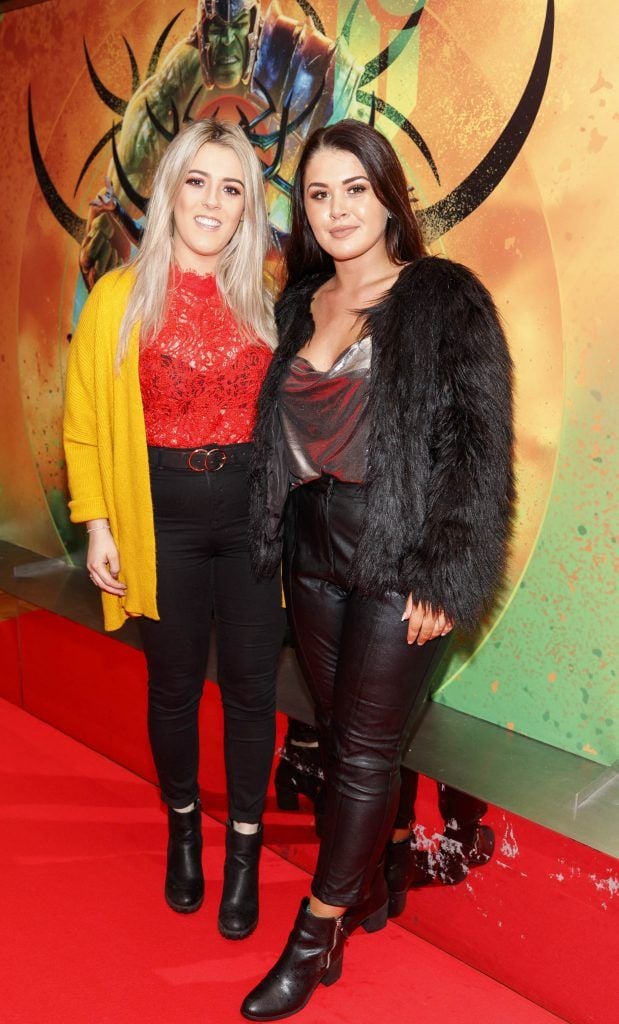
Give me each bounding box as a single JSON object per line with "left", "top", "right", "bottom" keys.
{"left": 63, "top": 267, "right": 158, "bottom": 631}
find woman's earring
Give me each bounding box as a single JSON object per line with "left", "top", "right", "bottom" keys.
{"left": 387, "top": 212, "right": 393, "bottom": 220}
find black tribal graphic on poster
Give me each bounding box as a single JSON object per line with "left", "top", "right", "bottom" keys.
{"left": 28, "top": 0, "right": 554, "bottom": 292}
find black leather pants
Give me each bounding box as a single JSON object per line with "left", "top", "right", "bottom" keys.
{"left": 283, "top": 476, "right": 447, "bottom": 907}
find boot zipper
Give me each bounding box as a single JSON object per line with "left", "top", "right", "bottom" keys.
{"left": 325, "top": 917, "right": 343, "bottom": 969}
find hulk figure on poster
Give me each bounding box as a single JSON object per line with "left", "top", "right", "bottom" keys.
{"left": 76, "top": 0, "right": 426, "bottom": 287}
{"left": 30, "top": 0, "right": 551, "bottom": 292}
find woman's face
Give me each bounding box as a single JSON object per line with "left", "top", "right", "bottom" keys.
{"left": 303, "top": 147, "right": 389, "bottom": 264}
{"left": 172, "top": 142, "right": 245, "bottom": 273}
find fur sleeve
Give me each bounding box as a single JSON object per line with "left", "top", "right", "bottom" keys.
{"left": 402, "top": 260, "right": 515, "bottom": 631}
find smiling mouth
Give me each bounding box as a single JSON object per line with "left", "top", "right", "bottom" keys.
{"left": 329, "top": 225, "right": 358, "bottom": 238}
{"left": 195, "top": 216, "right": 222, "bottom": 230}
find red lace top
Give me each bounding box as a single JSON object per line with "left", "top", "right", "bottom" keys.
{"left": 139, "top": 269, "right": 272, "bottom": 447}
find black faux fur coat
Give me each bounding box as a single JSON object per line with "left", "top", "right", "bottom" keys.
{"left": 249, "top": 256, "right": 515, "bottom": 632}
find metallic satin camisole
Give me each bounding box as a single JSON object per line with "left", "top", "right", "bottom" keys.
{"left": 278, "top": 336, "right": 372, "bottom": 485}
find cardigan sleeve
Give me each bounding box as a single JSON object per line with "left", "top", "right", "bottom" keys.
{"left": 402, "top": 261, "right": 515, "bottom": 631}
{"left": 63, "top": 281, "right": 109, "bottom": 523}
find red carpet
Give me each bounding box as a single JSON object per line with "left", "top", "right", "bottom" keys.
{"left": 10, "top": 610, "right": 614, "bottom": 1023}
{"left": 0, "top": 698, "right": 567, "bottom": 1024}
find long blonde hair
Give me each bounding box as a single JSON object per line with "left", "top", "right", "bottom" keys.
{"left": 116, "top": 119, "right": 276, "bottom": 368}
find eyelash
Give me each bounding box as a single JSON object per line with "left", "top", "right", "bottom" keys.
{"left": 186, "top": 178, "right": 242, "bottom": 196}
{"left": 309, "top": 185, "right": 367, "bottom": 201}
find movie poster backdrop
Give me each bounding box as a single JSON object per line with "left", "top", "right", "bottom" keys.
{"left": 0, "top": 0, "right": 616, "bottom": 765}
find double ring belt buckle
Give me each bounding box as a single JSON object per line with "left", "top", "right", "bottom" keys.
{"left": 187, "top": 448, "right": 228, "bottom": 472}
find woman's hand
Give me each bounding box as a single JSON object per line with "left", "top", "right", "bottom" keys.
{"left": 402, "top": 594, "right": 453, "bottom": 646}
{"left": 86, "top": 521, "right": 127, "bottom": 596}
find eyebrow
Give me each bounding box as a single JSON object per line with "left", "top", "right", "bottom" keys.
{"left": 306, "top": 175, "right": 369, "bottom": 189}
{"left": 187, "top": 169, "right": 245, "bottom": 187}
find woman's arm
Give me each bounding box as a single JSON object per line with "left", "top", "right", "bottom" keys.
{"left": 404, "top": 261, "right": 515, "bottom": 633}
{"left": 64, "top": 281, "right": 127, "bottom": 596}
{"left": 63, "top": 282, "right": 109, "bottom": 524}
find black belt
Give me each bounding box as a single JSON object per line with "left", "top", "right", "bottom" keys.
{"left": 148, "top": 443, "right": 253, "bottom": 473}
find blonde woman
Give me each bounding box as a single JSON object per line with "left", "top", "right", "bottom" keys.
{"left": 64, "top": 120, "right": 284, "bottom": 939}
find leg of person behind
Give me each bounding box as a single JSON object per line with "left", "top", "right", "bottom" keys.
{"left": 385, "top": 766, "right": 435, "bottom": 915}
{"left": 435, "top": 781, "right": 494, "bottom": 884}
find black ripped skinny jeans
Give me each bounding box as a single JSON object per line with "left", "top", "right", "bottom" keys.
{"left": 284, "top": 475, "right": 448, "bottom": 907}
{"left": 138, "top": 444, "right": 284, "bottom": 821}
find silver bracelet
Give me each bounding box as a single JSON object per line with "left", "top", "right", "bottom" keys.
{"left": 86, "top": 524, "right": 111, "bottom": 534}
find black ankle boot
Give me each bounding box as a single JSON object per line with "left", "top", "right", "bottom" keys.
{"left": 437, "top": 822, "right": 495, "bottom": 885}
{"left": 385, "top": 834, "right": 431, "bottom": 918}
{"left": 241, "top": 898, "right": 345, "bottom": 1021}
{"left": 343, "top": 866, "right": 389, "bottom": 936}
{"left": 165, "top": 800, "right": 204, "bottom": 913}
{"left": 274, "top": 740, "right": 324, "bottom": 813}
{"left": 218, "top": 821, "right": 262, "bottom": 940}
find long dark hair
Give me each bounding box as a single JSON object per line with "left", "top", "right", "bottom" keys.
{"left": 285, "top": 119, "right": 427, "bottom": 289}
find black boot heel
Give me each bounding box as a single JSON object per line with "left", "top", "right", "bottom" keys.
{"left": 321, "top": 955, "right": 343, "bottom": 987}
{"left": 388, "top": 890, "right": 408, "bottom": 919}
{"left": 343, "top": 868, "right": 389, "bottom": 937}
{"left": 385, "top": 835, "right": 431, "bottom": 919}
{"left": 274, "top": 776, "right": 300, "bottom": 811}
{"left": 360, "top": 900, "right": 389, "bottom": 933}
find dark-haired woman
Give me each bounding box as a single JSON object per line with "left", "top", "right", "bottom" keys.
{"left": 241, "top": 120, "right": 514, "bottom": 1020}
